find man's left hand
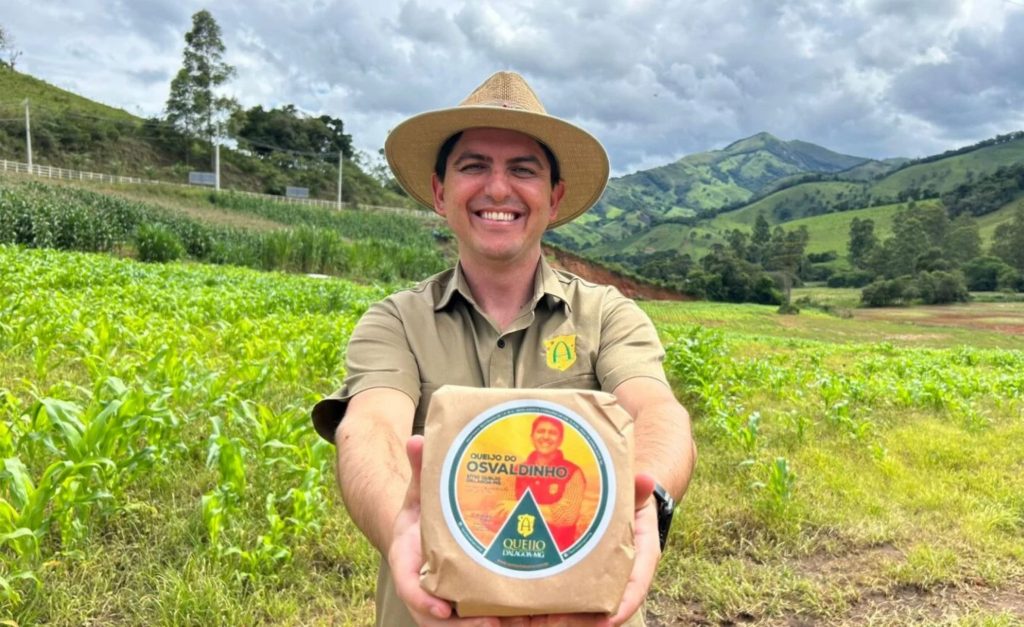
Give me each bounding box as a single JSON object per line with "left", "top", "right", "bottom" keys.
{"left": 499, "top": 473, "right": 659, "bottom": 627}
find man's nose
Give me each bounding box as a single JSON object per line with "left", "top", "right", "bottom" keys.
{"left": 484, "top": 170, "right": 511, "bottom": 202}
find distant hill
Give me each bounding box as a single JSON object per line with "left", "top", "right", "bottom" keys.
{"left": 549, "top": 130, "right": 1024, "bottom": 273}
{"left": 0, "top": 68, "right": 412, "bottom": 208}
{"left": 549, "top": 132, "right": 879, "bottom": 250}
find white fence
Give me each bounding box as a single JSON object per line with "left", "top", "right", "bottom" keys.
{"left": 0, "top": 159, "right": 435, "bottom": 220}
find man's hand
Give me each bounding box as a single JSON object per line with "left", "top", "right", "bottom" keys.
{"left": 501, "top": 473, "right": 659, "bottom": 627}
{"left": 604, "top": 472, "right": 658, "bottom": 625}
{"left": 389, "top": 435, "right": 502, "bottom": 627}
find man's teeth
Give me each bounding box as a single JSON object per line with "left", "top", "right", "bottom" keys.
{"left": 479, "top": 211, "right": 517, "bottom": 222}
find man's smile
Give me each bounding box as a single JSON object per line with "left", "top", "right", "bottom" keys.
{"left": 474, "top": 209, "right": 523, "bottom": 223}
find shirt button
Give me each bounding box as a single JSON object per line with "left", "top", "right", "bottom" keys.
{"left": 497, "top": 339, "right": 506, "bottom": 349}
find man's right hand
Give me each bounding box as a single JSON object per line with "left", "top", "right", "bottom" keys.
{"left": 389, "top": 435, "right": 503, "bottom": 627}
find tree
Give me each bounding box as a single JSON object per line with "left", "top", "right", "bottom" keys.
{"left": 990, "top": 206, "right": 1024, "bottom": 274}
{"left": 0, "top": 23, "right": 23, "bottom": 69}
{"left": 232, "top": 105, "right": 353, "bottom": 159}
{"left": 749, "top": 212, "right": 771, "bottom": 264}
{"left": 765, "top": 225, "right": 809, "bottom": 311}
{"left": 847, "top": 217, "right": 877, "bottom": 270}
{"left": 165, "top": 10, "right": 236, "bottom": 142}
{"left": 943, "top": 214, "right": 982, "bottom": 266}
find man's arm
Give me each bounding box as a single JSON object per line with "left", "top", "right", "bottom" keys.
{"left": 613, "top": 376, "right": 696, "bottom": 501}
{"left": 334, "top": 387, "right": 415, "bottom": 552}
{"left": 336, "top": 389, "right": 499, "bottom": 626}
{"left": 599, "top": 376, "right": 695, "bottom": 626}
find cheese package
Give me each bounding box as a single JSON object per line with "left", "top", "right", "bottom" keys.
{"left": 419, "top": 385, "right": 635, "bottom": 617}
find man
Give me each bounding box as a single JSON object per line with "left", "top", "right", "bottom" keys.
{"left": 312, "top": 71, "right": 696, "bottom": 626}
{"left": 513, "top": 415, "right": 585, "bottom": 552}
{"left": 489, "top": 415, "right": 586, "bottom": 552}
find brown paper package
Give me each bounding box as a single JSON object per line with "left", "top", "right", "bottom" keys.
{"left": 420, "top": 385, "right": 635, "bottom": 617}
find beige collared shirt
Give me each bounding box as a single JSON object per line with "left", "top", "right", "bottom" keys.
{"left": 312, "top": 257, "right": 662, "bottom": 626}
{"left": 312, "top": 257, "right": 669, "bottom": 441}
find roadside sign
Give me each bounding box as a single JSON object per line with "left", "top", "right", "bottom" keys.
{"left": 189, "top": 171, "right": 217, "bottom": 187}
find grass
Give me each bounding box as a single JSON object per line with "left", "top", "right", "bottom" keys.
{"left": 2, "top": 244, "right": 1024, "bottom": 624}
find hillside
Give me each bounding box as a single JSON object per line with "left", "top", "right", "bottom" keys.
{"left": 549, "top": 132, "right": 875, "bottom": 250}
{"left": 0, "top": 68, "right": 413, "bottom": 208}
{"left": 554, "top": 132, "right": 1024, "bottom": 271}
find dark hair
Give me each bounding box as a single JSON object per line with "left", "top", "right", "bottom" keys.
{"left": 531, "top": 415, "right": 564, "bottom": 438}
{"left": 434, "top": 130, "right": 561, "bottom": 187}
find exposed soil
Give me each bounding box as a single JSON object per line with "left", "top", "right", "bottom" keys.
{"left": 852, "top": 303, "right": 1024, "bottom": 336}
{"left": 544, "top": 245, "right": 694, "bottom": 302}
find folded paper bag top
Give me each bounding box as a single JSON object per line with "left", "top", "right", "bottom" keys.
{"left": 419, "top": 385, "right": 635, "bottom": 617}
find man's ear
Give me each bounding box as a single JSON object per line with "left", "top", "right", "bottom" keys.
{"left": 548, "top": 180, "right": 566, "bottom": 222}
{"left": 431, "top": 173, "right": 446, "bottom": 217}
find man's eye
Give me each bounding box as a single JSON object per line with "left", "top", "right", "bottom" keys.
{"left": 511, "top": 167, "right": 537, "bottom": 177}
{"left": 459, "top": 163, "right": 486, "bottom": 173}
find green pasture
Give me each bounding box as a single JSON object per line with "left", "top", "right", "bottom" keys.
{"left": 869, "top": 139, "right": 1024, "bottom": 201}
{"left": 2, "top": 245, "right": 1023, "bottom": 625}
{"left": 0, "top": 70, "right": 139, "bottom": 123}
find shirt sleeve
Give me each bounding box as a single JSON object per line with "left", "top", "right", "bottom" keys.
{"left": 311, "top": 297, "right": 421, "bottom": 442}
{"left": 594, "top": 289, "right": 669, "bottom": 392}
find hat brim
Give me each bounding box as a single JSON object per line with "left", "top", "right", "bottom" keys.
{"left": 384, "top": 106, "right": 609, "bottom": 229}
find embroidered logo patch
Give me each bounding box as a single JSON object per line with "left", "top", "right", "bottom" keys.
{"left": 544, "top": 335, "right": 576, "bottom": 371}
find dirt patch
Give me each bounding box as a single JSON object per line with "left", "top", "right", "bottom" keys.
{"left": 853, "top": 303, "right": 1024, "bottom": 336}
{"left": 543, "top": 245, "right": 694, "bottom": 302}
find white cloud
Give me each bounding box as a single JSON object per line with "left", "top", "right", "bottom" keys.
{"left": 4, "top": 0, "right": 1023, "bottom": 175}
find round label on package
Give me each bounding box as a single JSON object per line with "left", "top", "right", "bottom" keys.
{"left": 439, "top": 399, "right": 615, "bottom": 579}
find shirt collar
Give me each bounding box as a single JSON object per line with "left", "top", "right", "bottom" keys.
{"left": 434, "top": 257, "right": 571, "bottom": 313}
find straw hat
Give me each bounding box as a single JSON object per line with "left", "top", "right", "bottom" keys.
{"left": 384, "top": 71, "right": 609, "bottom": 228}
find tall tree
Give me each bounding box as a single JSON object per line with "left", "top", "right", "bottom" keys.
{"left": 847, "top": 217, "right": 877, "bottom": 270}
{"left": 748, "top": 212, "right": 772, "bottom": 264}
{"left": 0, "top": 23, "right": 22, "bottom": 69}
{"left": 765, "top": 225, "right": 809, "bottom": 309}
{"left": 990, "top": 205, "right": 1024, "bottom": 273}
{"left": 165, "top": 10, "right": 236, "bottom": 141}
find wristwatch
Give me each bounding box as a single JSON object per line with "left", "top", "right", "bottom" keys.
{"left": 652, "top": 482, "right": 675, "bottom": 552}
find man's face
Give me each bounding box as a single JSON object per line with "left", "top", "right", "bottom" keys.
{"left": 431, "top": 128, "right": 565, "bottom": 268}
{"left": 531, "top": 420, "right": 563, "bottom": 456}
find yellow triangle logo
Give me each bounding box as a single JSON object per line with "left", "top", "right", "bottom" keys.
{"left": 544, "top": 334, "right": 576, "bottom": 372}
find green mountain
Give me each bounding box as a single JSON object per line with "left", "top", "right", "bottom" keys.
{"left": 549, "top": 131, "right": 1024, "bottom": 269}
{"left": 549, "top": 132, "right": 878, "bottom": 250}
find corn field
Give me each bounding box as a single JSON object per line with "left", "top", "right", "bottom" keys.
{"left": 0, "top": 179, "right": 448, "bottom": 282}
{"left": 2, "top": 242, "right": 1023, "bottom": 624}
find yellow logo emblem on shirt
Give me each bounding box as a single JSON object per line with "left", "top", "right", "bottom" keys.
{"left": 517, "top": 514, "right": 535, "bottom": 537}
{"left": 544, "top": 335, "right": 576, "bottom": 371}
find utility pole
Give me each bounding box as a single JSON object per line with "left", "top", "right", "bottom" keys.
{"left": 214, "top": 143, "right": 220, "bottom": 191}
{"left": 23, "top": 98, "right": 32, "bottom": 172}
{"left": 337, "top": 151, "right": 343, "bottom": 210}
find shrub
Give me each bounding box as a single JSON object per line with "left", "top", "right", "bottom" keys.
{"left": 963, "top": 256, "right": 1016, "bottom": 291}
{"left": 828, "top": 270, "right": 874, "bottom": 288}
{"left": 914, "top": 271, "right": 969, "bottom": 304}
{"left": 136, "top": 224, "right": 186, "bottom": 263}
{"left": 861, "top": 276, "right": 913, "bottom": 307}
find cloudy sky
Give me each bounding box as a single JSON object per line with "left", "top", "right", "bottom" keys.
{"left": 4, "top": 0, "right": 1024, "bottom": 175}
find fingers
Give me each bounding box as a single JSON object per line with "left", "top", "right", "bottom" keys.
{"left": 604, "top": 487, "right": 660, "bottom": 626}
{"left": 633, "top": 472, "right": 655, "bottom": 511}
{"left": 404, "top": 434, "right": 425, "bottom": 507}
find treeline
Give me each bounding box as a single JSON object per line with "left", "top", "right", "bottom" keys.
{"left": 830, "top": 201, "right": 1024, "bottom": 306}
{"left": 605, "top": 213, "right": 809, "bottom": 310}
{"left": 888, "top": 131, "right": 1024, "bottom": 173}
{"left": 941, "top": 164, "right": 1024, "bottom": 217}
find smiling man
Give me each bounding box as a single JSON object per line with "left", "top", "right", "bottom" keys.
{"left": 312, "top": 71, "right": 696, "bottom": 626}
